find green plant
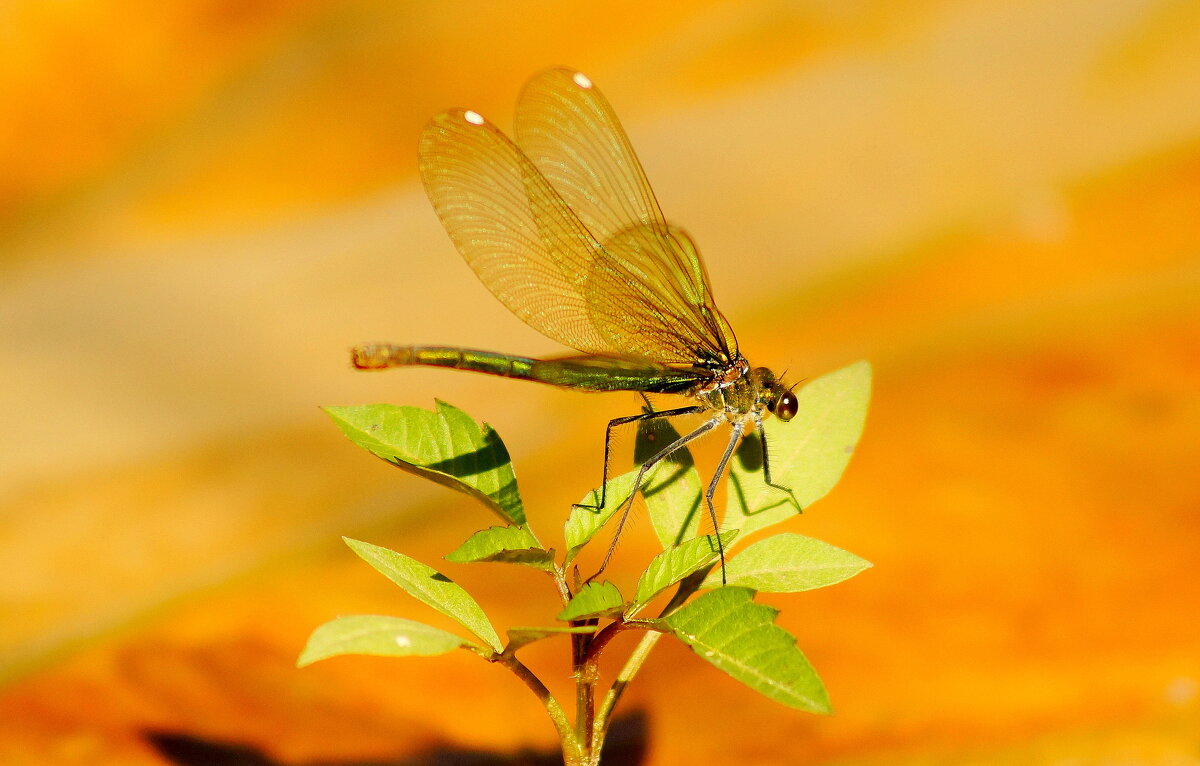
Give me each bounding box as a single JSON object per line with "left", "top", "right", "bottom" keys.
{"left": 298, "top": 361, "right": 872, "bottom": 765}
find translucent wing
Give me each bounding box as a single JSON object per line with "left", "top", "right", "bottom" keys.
{"left": 515, "top": 67, "right": 738, "bottom": 365}
{"left": 420, "top": 104, "right": 730, "bottom": 368}
{"left": 419, "top": 108, "right": 613, "bottom": 356}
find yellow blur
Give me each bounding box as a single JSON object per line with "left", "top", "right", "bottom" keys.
{"left": 1, "top": 1, "right": 1198, "bottom": 764}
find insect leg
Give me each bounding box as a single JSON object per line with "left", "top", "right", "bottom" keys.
{"left": 574, "top": 405, "right": 706, "bottom": 512}
{"left": 588, "top": 415, "right": 720, "bottom": 582}
{"left": 756, "top": 415, "right": 801, "bottom": 510}
{"left": 705, "top": 421, "right": 746, "bottom": 585}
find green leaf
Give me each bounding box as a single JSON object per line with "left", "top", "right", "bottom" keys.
{"left": 724, "top": 361, "right": 871, "bottom": 539}
{"left": 557, "top": 581, "right": 625, "bottom": 621}
{"left": 344, "top": 538, "right": 502, "bottom": 652}
{"left": 505, "top": 625, "right": 598, "bottom": 654}
{"left": 445, "top": 525, "right": 555, "bottom": 571}
{"left": 700, "top": 533, "right": 871, "bottom": 591}
{"left": 297, "top": 615, "right": 466, "bottom": 666}
{"left": 635, "top": 416, "right": 705, "bottom": 548}
{"left": 563, "top": 468, "right": 652, "bottom": 562}
{"left": 633, "top": 531, "right": 739, "bottom": 607}
{"left": 325, "top": 401, "right": 524, "bottom": 524}
{"left": 665, "top": 587, "right": 830, "bottom": 713}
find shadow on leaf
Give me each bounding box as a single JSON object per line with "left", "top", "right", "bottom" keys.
{"left": 420, "top": 428, "right": 512, "bottom": 477}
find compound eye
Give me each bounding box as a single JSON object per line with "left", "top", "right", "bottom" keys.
{"left": 775, "top": 390, "right": 798, "bottom": 421}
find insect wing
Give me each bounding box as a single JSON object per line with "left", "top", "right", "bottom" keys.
{"left": 419, "top": 108, "right": 613, "bottom": 356}
{"left": 515, "top": 68, "right": 739, "bottom": 366}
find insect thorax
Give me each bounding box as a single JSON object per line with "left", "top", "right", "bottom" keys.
{"left": 695, "top": 357, "right": 760, "bottom": 417}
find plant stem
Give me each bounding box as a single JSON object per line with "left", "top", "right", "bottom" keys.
{"left": 592, "top": 629, "right": 663, "bottom": 756}
{"left": 589, "top": 573, "right": 707, "bottom": 752}
{"left": 573, "top": 621, "right": 618, "bottom": 763}
{"left": 552, "top": 565, "right": 573, "bottom": 606}
{"left": 495, "top": 653, "right": 582, "bottom": 763}
{"left": 576, "top": 672, "right": 594, "bottom": 760}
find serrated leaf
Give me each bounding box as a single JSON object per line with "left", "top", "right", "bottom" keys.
{"left": 325, "top": 401, "right": 523, "bottom": 524}
{"left": 700, "top": 533, "right": 871, "bottom": 591}
{"left": 557, "top": 581, "right": 625, "bottom": 621}
{"left": 724, "top": 361, "right": 871, "bottom": 539}
{"left": 635, "top": 416, "right": 705, "bottom": 548}
{"left": 633, "top": 531, "right": 739, "bottom": 606}
{"left": 344, "top": 538, "right": 502, "bottom": 652}
{"left": 445, "top": 525, "right": 555, "bottom": 571}
{"left": 563, "top": 468, "right": 652, "bottom": 562}
{"left": 505, "top": 625, "right": 598, "bottom": 654}
{"left": 665, "top": 587, "right": 830, "bottom": 713}
{"left": 297, "top": 615, "right": 466, "bottom": 666}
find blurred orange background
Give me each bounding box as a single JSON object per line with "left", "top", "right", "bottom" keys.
{"left": 2, "top": 1, "right": 1198, "bottom": 764}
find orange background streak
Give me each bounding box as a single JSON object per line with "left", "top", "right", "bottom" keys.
{"left": 2, "top": 1, "right": 1198, "bottom": 764}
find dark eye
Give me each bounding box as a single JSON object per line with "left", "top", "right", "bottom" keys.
{"left": 776, "top": 391, "right": 798, "bottom": 421}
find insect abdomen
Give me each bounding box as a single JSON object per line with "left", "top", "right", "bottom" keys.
{"left": 351, "top": 344, "right": 535, "bottom": 377}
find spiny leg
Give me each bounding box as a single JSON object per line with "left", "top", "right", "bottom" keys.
{"left": 587, "top": 415, "right": 721, "bottom": 583}
{"left": 756, "top": 415, "right": 800, "bottom": 510}
{"left": 705, "top": 421, "right": 746, "bottom": 585}
{"left": 574, "top": 405, "right": 705, "bottom": 512}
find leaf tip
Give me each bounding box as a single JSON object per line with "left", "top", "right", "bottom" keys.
{"left": 848, "top": 359, "right": 873, "bottom": 378}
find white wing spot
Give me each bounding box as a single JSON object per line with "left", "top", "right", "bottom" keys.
{"left": 464, "top": 110, "right": 485, "bottom": 125}
{"left": 572, "top": 72, "right": 593, "bottom": 89}
{"left": 394, "top": 635, "right": 411, "bottom": 647}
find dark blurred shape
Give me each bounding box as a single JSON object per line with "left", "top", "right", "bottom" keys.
{"left": 144, "top": 730, "right": 274, "bottom": 766}
{"left": 144, "top": 709, "right": 647, "bottom": 765}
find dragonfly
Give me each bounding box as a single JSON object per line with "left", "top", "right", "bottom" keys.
{"left": 353, "top": 68, "right": 799, "bottom": 579}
